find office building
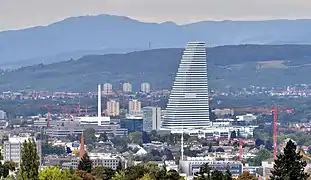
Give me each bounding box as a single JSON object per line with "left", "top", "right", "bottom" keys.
{"left": 120, "top": 116, "right": 143, "bottom": 133}
{"left": 143, "top": 107, "right": 161, "bottom": 132}
{"left": 128, "top": 100, "right": 142, "bottom": 115}
{"left": 71, "top": 153, "right": 121, "bottom": 170}
{"left": 180, "top": 157, "right": 243, "bottom": 177}
{"left": 103, "top": 83, "right": 113, "bottom": 95}
{"left": 162, "top": 42, "right": 210, "bottom": 129}
{"left": 3, "top": 135, "right": 42, "bottom": 166}
{"left": 141, "top": 83, "right": 151, "bottom": 93}
{"left": 107, "top": 100, "right": 120, "bottom": 116}
{"left": 122, "top": 83, "right": 132, "bottom": 93}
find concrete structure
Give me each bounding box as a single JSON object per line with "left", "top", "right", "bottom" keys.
{"left": 141, "top": 82, "right": 151, "bottom": 93}
{"left": 103, "top": 83, "right": 113, "bottom": 95}
{"left": 143, "top": 107, "right": 162, "bottom": 132}
{"left": 179, "top": 157, "right": 243, "bottom": 178}
{"left": 162, "top": 42, "right": 210, "bottom": 129}
{"left": 0, "top": 110, "right": 7, "bottom": 119}
{"left": 71, "top": 153, "right": 121, "bottom": 170}
{"left": 3, "top": 135, "right": 42, "bottom": 166}
{"left": 122, "top": 83, "right": 132, "bottom": 93}
{"left": 128, "top": 100, "right": 142, "bottom": 115}
{"left": 106, "top": 100, "right": 120, "bottom": 116}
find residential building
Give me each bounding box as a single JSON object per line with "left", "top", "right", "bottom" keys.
{"left": 128, "top": 100, "right": 142, "bottom": 115}
{"left": 143, "top": 107, "right": 161, "bottom": 132}
{"left": 106, "top": 100, "right": 120, "bottom": 116}
{"left": 141, "top": 83, "right": 151, "bottom": 93}
{"left": 162, "top": 42, "right": 210, "bottom": 129}
{"left": 3, "top": 135, "right": 42, "bottom": 166}
{"left": 122, "top": 83, "right": 132, "bottom": 93}
{"left": 0, "top": 110, "right": 7, "bottom": 119}
{"left": 103, "top": 83, "right": 113, "bottom": 95}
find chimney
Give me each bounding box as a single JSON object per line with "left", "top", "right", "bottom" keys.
{"left": 98, "top": 84, "right": 102, "bottom": 126}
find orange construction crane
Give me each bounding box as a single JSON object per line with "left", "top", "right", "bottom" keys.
{"left": 230, "top": 105, "right": 294, "bottom": 159}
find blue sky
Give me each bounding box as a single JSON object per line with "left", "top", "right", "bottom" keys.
{"left": 1, "top": 0, "right": 311, "bottom": 31}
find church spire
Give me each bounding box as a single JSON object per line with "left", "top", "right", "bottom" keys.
{"left": 79, "top": 132, "right": 85, "bottom": 159}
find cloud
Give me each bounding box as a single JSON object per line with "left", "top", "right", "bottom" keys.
{"left": 1, "top": 0, "right": 311, "bottom": 31}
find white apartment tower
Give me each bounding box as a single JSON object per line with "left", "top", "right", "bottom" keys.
{"left": 106, "top": 100, "right": 120, "bottom": 117}
{"left": 122, "top": 83, "right": 132, "bottom": 93}
{"left": 128, "top": 100, "right": 142, "bottom": 115}
{"left": 162, "top": 42, "right": 210, "bottom": 129}
{"left": 103, "top": 83, "right": 113, "bottom": 95}
{"left": 141, "top": 83, "right": 151, "bottom": 93}
{"left": 143, "top": 107, "right": 162, "bottom": 132}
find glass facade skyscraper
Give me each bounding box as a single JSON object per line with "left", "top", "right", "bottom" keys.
{"left": 162, "top": 42, "right": 210, "bottom": 129}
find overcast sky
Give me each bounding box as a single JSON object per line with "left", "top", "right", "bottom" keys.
{"left": 1, "top": 0, "right": 311, "bottom": 31}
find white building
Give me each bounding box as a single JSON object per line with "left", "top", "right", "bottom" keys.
{"left": 103, "top": 83, "right": 113, "bottom": 95}
{"left": 106, "top": 100, "right": 120, "bottom": 116}
{"left": 123, "top": 83, "right": 132, "bottom": 93}
{"left": 129, "top": 100, "right": 142, "bottom": 115}
{"left": 162, "top": 42, "right": 210, "bottom": 129}
{"left": 71, "top": 153, "right": 121, "bottom": 170}
{"left": 3, "top": 135, "right": 42, "bottom": 166}
{"left": 141, "top": 83, "right": 151, "bottom": 93}
{"left": 0, "top": 110, "right": 7, "bottom": 119}
{"left": 143, "top": 107, "right": 162, "bottom": 132}
{"left": 179, "top": 157, "right": 243, "bottom": 178}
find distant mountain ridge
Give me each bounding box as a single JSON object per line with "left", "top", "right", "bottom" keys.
{"left": 1, "top": 45, "right": 311, "bottom": 92}
{"left": 1, "top": 15, "right": 311, "bottom": 67}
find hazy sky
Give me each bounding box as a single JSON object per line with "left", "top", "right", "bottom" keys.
{"left": 1, "top": 0, "right": 311, "bottom": 31}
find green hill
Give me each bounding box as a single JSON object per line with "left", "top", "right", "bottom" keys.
{"left": 1, "top": 44, "right": 311, "bottom": 92}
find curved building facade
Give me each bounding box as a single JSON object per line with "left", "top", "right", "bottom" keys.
{"left": 162, "top": 42, "right": 210, "bottom": 129}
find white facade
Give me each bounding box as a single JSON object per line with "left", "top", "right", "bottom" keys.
{"left": 107, "top": 100, "right": 120, "bottom": 116}
{"left": 162, "top": 42, "right": 210, "bottom": 129}
{"left": 129, "top": 100, "right": 142, "bottom": 115}
{"left": 71, "top": 153, "right": 120, "bottom": 170}
{"left": 103, "top": 83, "right": 113, "bottom": 95}
{"left": 141, "top": 83, "right": 151, "bottom": 93}
{"left": 142, "top": 107, "right": 162, "bottom": 132}
{"left": 123, "top": 83, "right": 132, "bottom": 93}
{"left": 76, "top": 116, "right": 110, "bottom": 126}
{"left": 3, "top": 135, "right": 42, "bottom": 166}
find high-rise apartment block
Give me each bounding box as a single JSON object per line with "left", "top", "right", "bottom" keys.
{"left": 103, "top": 83, "right": 113, "bottom": 95}
{"left": 128, "top": 100, "right": 142, "bottom": 115}
{"left": 141, "top": 83, "right": 151, "bottom": 93}
{"left": 122, "top": 83, "right": 132, "bottom": 93}
{"left": 3, "top": 135, "right": 42, "bottom": 166}
{"left": 106, "top": 100, "right": 120, "bottom": 117}
{"left": 143, "top": 107, "right": 162, "bottom": 132}
{"left": 162, "top": 42, "right": 210, "bottom": 129}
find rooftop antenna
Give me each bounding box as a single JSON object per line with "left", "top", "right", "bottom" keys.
{"left": 97, "top": 84, "right": 102, "bottom": 126}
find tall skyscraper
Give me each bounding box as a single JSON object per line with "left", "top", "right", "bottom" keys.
{"left": 128, "top": 100, "right": 142, "bottom": 115}
{"left": 106, "top": 100, "right": 120, "bottom": 116}
{"left": 103, "top": 83, "right": 113, "bottom": 95}
{"left": 143, "top": 107, "right": 162, "bottom": 132}
{"left": 141, "top": 82, "right": 151, "bottom": 93}
{"left": 122, "top": 83, "right": 132, "bottom": 93}
{"left": 162, "top": 42, "right": 210, "bottom": 129}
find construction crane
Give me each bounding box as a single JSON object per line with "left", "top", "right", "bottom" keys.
{"left": 217, "top": 105, "right": 294, "bottom": 159}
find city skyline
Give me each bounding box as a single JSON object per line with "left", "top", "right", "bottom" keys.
{"left": 1, "top": 0, "right": 311, "bottom": 31}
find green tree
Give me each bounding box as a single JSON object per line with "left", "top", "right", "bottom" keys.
{"left": 237, "top": 171, "right": 257, "bottom": 180}
{"left": 75, "top": 170, "right": 95, "bottom": 180}
{"left": 19, "top": 139, "right": 40, "bottom": 180}
{"left": 39, "top": 166, "right": 63, "bottom": 180}
{"left": 230, "top": 131, "right": 237, "bottom": 139}
{"left": 84, "top": 128, "right": 97, "bottom": 145}
{"left": 91, "top": 166, "right": 115, "bottom": 180}
{"left": 194, "top": 163, "right": 211, "bottom": 180}
{"left": 211, "top": 170, "right": 224, "bottom": 180}
{"left": 78, "top": 153, "right": 93, "bottom": 173}
{"left": 224, "top": 168, "right": 232, "bottom": 180}
{"left": 129, "top": 132, "right": 142, "bottom": 144}
{"left": 270, "top": 140, "right": 309, "bottom": 180}
{"left": 247, "top": 148, "right": 272, "bottom": 166}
